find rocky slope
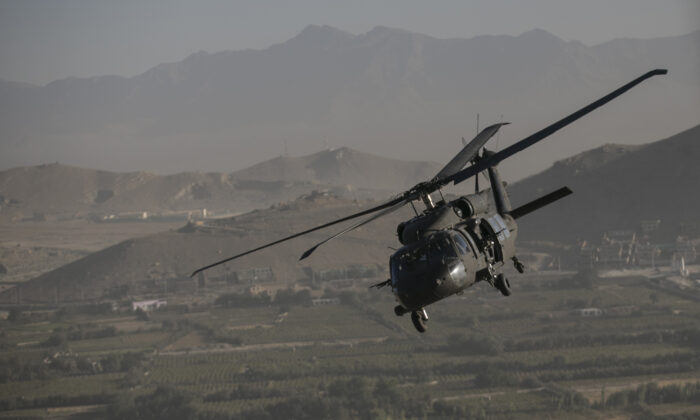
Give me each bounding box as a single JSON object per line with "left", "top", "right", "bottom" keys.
{"left": 510, "top": 124, "right": 700, "bottom": 242}
{"left": 0, "top": 147, "right": 441, "bottom": 220}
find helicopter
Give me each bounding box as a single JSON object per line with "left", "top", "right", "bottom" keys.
{"left": 192, "top": 69, "right": 667, "bottom": 333}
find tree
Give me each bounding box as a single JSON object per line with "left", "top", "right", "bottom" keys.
{"left": 113, "top": 386, "right": 194, "bottom": 420}
{"left": 43, "top": 332, "right": 67, "bottom": 348}
{"left": 134, "top": 308, "right": 150, "bottom": 321}
{"left": 274, "top": 287, "right": 312, "bottom": 307}
{"left": 446, "top": 333, "right": 502, "bottom": 355}
{"left": 474, "top": 367, "right": 518, "bottom": 388}
{"left": 7, "top": 308, "right": 22, "bottom": 323}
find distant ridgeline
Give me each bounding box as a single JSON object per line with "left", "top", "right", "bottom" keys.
{"left": 0, "top": 148, "right": 441, "bottom": 222}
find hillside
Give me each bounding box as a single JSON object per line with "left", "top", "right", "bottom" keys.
{"left": 4, "top": 125, "right": 700, "bottom": 303}
{"left": 0, "top": 192, "right": 418, "bottom": 303}
{"left": 1, "top": 26, "right": 697, "bottom": 180}
{"left": 0, "top": 147, "right": 441, "bottom": 221}
{"left": 234, "top": 147, "right": 441, "bottom": 189}
{"left": 510, "top": 124, "right": 700, "bottom": 242}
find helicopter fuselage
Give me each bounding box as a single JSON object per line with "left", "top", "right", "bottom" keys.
{"left": 390, "top": 195, "right": 518, "bottom": 312}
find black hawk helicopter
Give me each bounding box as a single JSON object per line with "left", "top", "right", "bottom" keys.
{"left": 193, "top": 69, "right": 667, "bottom": 333}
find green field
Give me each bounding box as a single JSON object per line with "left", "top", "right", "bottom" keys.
{"left": 1, "top": 273, "right": 699, "bottom": 419}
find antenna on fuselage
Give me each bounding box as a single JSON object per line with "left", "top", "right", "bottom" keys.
{"left": 474, "top": 113, "right": 481, "bottom": 193}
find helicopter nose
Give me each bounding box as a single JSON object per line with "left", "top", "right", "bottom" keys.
{"left": 393, "top": 266, "right": 453, "bottom": 310}
{"left": 449, "top": 261, "right": 467, "bottom": 286}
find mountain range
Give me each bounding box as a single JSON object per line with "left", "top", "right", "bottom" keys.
{"left": 1, "top": 26, "right": 698, "bottom": 180}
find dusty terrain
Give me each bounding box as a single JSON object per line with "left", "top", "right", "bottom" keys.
{"left": 0, "top": 220, "right": 183, "bottom": 289}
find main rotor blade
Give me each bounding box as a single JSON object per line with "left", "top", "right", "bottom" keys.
{"left": 433, "top": 122, "right": 509, "bottom": 181}
{"left": 299, "top": 200, "right": 408, "bottom": 261}
{"left": 509, "top": 186, "right": 573, "bottom": 220}
{"left": 190, "top": 196, "right": 405, "bottom": 277}
{"left": 448, "top": 69, "right": 668, "bottom": 186}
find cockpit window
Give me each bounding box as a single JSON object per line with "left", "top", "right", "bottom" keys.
{"left": 390, "top": 233, "right": 461, "bottom": 289}
{"left": 453, "top": 233, "right": 469, "bottom": 256}
{"left": 393, "top": 233, "right": 457, "bottom": 272}
{"left": 455, "top": 228, "right": 479, "bottom": 257}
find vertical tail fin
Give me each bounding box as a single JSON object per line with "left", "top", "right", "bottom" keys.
{"left": 483, "top": 150, "right": 511, "bottom": 215}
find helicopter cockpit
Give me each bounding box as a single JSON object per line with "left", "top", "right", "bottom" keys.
{"left": 392, "top": 232, "right": 456, "bottom": 272}
{"left": 390, "top": 231, "right": 472, "bottom": 309}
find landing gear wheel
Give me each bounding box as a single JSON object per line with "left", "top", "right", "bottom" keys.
{"left": 394, "top": 305, "right": 408, "bottom": 316}
{"left": 411, "top": 310, "right": 428, "bottom": 333}
{"left": 495, "top": 274, "right": 511, "bottom": 296}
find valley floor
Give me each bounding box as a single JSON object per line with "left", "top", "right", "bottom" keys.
{"left": 1, "top": 269, "right": 699, "bottom": 419}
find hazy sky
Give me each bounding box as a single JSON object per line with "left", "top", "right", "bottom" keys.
{"left": 1, "top": 0, "right": 698, "bottom": 86}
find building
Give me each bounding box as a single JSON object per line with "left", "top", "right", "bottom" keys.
{"left": 236, "top": 267, "right": 275, "bottom": 283}
{"left": 573, "top": 307, "right": 603, "bottom": 317}
{"left": 132, "top": 299, "right": 167, "bottom": 311}
{"left": 675, "top": 237, "right": 697, "bottom": 264}
{"left": 247, "top": 285, "right": 272, "bottom": 295}
{"left": 605, "top": 305, "right": 637, "bottom": 316}
{"left": 312, "top": 298, "right": 340, "bottom": 306}
{"left": 597, "top": 230, "right": 636, "bottom": 266}
{"left": 640, "top": 219, "right": 661, "bottom": 235}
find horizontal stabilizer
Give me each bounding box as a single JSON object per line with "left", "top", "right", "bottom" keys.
{"left": 509, "top": 187, "right": 572, "bottom": 220}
